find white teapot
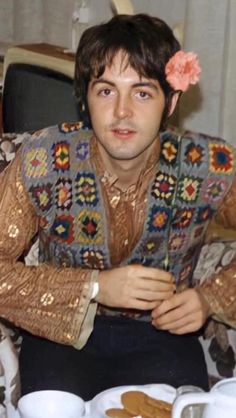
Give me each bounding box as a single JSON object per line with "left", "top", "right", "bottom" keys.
{"left": 172, "top": 378, "right": 236, "bottom": 418}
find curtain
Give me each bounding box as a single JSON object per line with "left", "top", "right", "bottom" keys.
{"left": 178, "top": 0, "right": 236, "bottom": 144}
{"left": 0, "top": 0, "right": 74, "bottom": 47}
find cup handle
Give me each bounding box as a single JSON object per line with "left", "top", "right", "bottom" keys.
{"left": 172, "top": 393, "right": 214, "bottom": 418}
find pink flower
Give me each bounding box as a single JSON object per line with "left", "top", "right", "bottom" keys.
{"left": 165, "top": 50, "right": 201, "bottom": 92}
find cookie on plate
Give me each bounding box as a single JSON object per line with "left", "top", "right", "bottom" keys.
{"left": 106, "top": 408, "right": 133, "bottom": 418}
{"left": 121, "top": 391, "right": 146, "bottom": 415}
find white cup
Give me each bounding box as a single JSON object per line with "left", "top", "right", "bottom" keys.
{"left": 17, "top": 390, "right": 85, "bottom": 418}
{"left": 172, "top": 377, "right": 236, "bottom": 418}
{"left": 174, "top": 385, "right": 205, "bottom": 418}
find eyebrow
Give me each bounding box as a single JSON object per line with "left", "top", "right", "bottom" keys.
{"left": 90, "top": 78, "right": 159, "bottom": 91}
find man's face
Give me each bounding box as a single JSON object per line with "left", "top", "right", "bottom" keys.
{"left": 87, "top": 51, "right": 166, "bottom": 165}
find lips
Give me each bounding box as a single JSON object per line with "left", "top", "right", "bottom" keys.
{"left": 111, "top": 128, "right": 136, "bottom": 139}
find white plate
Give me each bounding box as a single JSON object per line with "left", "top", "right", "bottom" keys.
{"left": 88, "top": 383, "right": 176, "bottom": 417}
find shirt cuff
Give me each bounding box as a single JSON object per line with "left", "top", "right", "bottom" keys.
{"left": 73, "top": 270, "right": 99, "bottom": 349}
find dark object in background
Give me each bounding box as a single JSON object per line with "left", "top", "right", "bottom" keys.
{"left": 2, "top": 64, "right": 81, "bottom": 133}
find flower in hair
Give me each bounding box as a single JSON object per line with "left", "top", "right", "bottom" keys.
{"left": 165, "top": 50, "right": 201, "bottom": 92}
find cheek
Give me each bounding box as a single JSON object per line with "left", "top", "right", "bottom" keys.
{"left": 88, "top": 104, "right": 110, "bottom": 133}
{"left": 88, "top": 97, "right": 110, "bottom": 116}
{"left": 87, "top": 100, "right": 100, "bottom": 121}
{"left": 144, "top": 106, "right": 164, "bottom": 126}
{"left": 142, "top": 111, "right": 164, "bottom": 137}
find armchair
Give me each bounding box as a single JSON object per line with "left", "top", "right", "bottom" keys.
{"left": 0, "top": 322, "right": 20, "bottom": 418}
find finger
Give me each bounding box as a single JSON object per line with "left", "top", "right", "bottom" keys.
{"left": 152, "top": 293, "right": 183, "bottom": 318}
{"left": 136, "top": 277, "right": 176, "bottom": 292}
{"left": 152, "top": 313, "right": 197, "bottom": 330}
{"left": 134, "top": 289, "right": 175, "bottom": 301}
{"left": 135, "top": 265, "right": 175, "bottom": 283}
{"left": 128, "top": 298, "right": 162, "bottom": 311}
{"left": 152, "top": 300, "right": 193, "bottom": 324}
{"left": 169, "top": 322, "right": 202, "bottom": 334}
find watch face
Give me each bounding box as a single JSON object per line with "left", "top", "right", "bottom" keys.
{"left": 91, "top": 282, "right": 99, "bottom": 299}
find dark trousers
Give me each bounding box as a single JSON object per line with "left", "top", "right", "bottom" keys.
{"left": 19, "top": 315, "right": 209, "bottom": 401}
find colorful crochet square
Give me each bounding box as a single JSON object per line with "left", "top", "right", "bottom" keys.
{"left": 75, "top": 172, "right": 98, "bottom": 206}
{"left": 59, "top": 121, "right": 83, "bottom": 133}
{"left": 201, "top": 177, "right": 228, "bottom": 203}
{"left": 55, "top": 178, "right": 73, "bottom": 210}
{"left": 209, "top": 143, "right": 234, "bottom": 174}
{"left": 195, "top": 205, "right": 214, "bottom": 224}
{"left": 179, "top": 261, "right": 193, "bottom": 282}
{"left": 76, "top": 141, "right": 90, "bottom": 160}
{"left": 151, "top": 171, "right": 176, "bottom": 203}
{"left": 54, "top": 246, "right": 76, "bottom": 268}
{"left": 141, "top": 237, "right": 163, "bottom": 255}
{"left": 177, "top": 175, "right": 202, "bottom": 203}
{"left": 169, "top": 232, "right": 186, "bottom": 251}
{"left": 25, "top": 148, "right": 48, "bottom": 177}
{"left": 182, "top": 245, "right": 198, "bottom": 264}
{"left": 29, "top": 183, "right": 53, "bottom": 212}
{"left": 147, "top": 206, "right": 170, "bottom": 232}
{"left": 190, "top": 225, "right": 206, "bottom": 242}
{"left": 172, "top": 207, "right": 195, "bottom": 229}
{"left": 184, "top": 143, "right": 204, "bottom": 166}
{"left": 77, "top": 210, "right": 103, "bottom": 245}
{"left": 50, "top": 215, "right": 74, "bottom": 243}
{"left": 80, "top": 248, "right": 105, "bottom": 269}
{"left": 52, "top": 142, "right": 70, "bottom": 171}
{"left": 160, "top": 137, "right": 179, "bottom": 165}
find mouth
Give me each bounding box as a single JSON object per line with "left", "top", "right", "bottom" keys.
{"left": 111, "top": 128, "right": 137, "bottom": 140}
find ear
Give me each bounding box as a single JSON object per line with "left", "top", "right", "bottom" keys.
{"left": 168, "top": 92, "right": 181, "bottom": 116}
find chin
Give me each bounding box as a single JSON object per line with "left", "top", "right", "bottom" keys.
{"left": 108, "top": 150, "right": 144, "bottom": 161}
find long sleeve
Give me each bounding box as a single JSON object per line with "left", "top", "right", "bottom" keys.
{"left": 197, "top": 174, "right": 236, "bottom": 327}
{"left": 0, "top": 152, "right": 98, "bottom": 347}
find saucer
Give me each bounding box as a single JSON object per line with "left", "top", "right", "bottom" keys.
{"left": 87, "top": 383, "right": 176, "bottom": 417}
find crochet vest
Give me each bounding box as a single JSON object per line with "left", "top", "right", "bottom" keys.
{"left": 21, "top": 123, "right": 236, "bottom": 300}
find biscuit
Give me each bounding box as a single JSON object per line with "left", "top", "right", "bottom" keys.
{"left": 139, "top": 399, "right": 156, "bottom": 418}
{"left": 121, "top": 391, "right": 146, "bottom": 415}
{"left": 136, "top": 393, "right": 171, "bottom": 418}
{"left": 106, "top": 408, "right": 134, "bottom": 417}
{"left": 105, "top": 390, "right": 172, "bottom": 418}
{"left": 152, "top": 407, "right": 171, "bottom": 418}
{"left": 146, "top": 395, "right": 171, "bottom": 411}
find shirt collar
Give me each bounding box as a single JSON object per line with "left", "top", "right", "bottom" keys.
{"left": 90, "top": 135, "right": 160, "bottom": 192}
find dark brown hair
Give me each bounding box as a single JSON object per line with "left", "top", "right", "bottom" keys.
{"left": 74, "top": 14, "right": 180, "bottom": 130}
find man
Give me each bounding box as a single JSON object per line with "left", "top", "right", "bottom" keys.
{"left": 0, "top": 14, "right": 236, "bottom": 400}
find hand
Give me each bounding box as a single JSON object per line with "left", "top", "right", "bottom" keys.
{"left": 151, "top": 288, "right": 212, "bottom": 334}
{"left": 96, "top": 264, "right": 175, "bottom": 310}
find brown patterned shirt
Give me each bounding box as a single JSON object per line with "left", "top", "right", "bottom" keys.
{"left": 0, "top": 136, "right": 236, "bottom": 348}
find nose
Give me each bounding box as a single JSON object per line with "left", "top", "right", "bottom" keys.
{"left": 114, "top": 94, "right": 133, "bottom": 120}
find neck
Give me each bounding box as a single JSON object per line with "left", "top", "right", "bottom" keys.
{"left": 97, "top": 140, "right": 160, "bottom": 190}
{"left": 108, "top": 159, "right": 144, "bottom": 189}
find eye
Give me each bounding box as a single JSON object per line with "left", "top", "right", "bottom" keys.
{"left": 98, "top": 88, "right": 114, "bottom": 97}
{"left": 135, "top": 91, "right": 152, "bottom": 100}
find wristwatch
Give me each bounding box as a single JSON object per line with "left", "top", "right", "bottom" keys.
{"left": 91, "top": 281, "right": 99, "bottom": 300}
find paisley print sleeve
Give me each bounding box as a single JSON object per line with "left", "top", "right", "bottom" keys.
{"left": 0, "top": 152, "right": 97, "bottom": 347}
